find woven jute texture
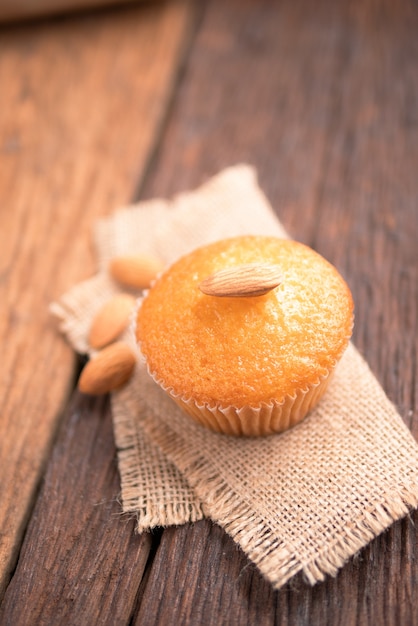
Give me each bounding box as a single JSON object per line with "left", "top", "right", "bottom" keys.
{"left": 51, "top": 165, "right": 418, "bottom": 589}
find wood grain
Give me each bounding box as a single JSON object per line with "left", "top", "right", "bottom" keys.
{"left": 0, "top": 0, "right": 139, "bottom": 23}
{"left": 0, "top": 0, "right": 195, "bottom": 599}
{"left": 0, "top": 392, "right": 153, "bottom": 625}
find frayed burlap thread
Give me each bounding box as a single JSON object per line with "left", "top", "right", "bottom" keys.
{"left": 51, "top": 164, "right": 418, "bottom": 588}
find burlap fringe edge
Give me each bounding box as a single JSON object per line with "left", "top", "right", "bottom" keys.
{"left": 116, "top": 447, "right": 205, "bottom": 532}
{"left": 111, "top": 395, "right": 205, "bottom": 532}
{"left": 136, "top": 410, "right": 418, "bottom": 588}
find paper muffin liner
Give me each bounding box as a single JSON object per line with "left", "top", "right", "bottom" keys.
{"left": 165, "top": 370, "right": 334, "bottom": 437}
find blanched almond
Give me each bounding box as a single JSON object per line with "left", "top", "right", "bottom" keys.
{"left": 109, "top": 253, "right": 165, "bottom": 290}
{"left": 78, "top": 342, "right": 136, "bottom": 395}
{"left": 89, "top": 293, "right": 136, "bottom": 349}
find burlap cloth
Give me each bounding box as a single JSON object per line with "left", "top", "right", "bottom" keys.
{"left": 51, "top": 165, "right": 418, "bottom": 589}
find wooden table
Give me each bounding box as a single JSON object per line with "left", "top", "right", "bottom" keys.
{"left": 1, "top": 0, "right": 417, "bottom": 623}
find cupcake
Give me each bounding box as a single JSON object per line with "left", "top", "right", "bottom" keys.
{"left": 136, "top": 236, "right": 354, "bottom": 436}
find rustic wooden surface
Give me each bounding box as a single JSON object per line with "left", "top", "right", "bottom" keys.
{"left": 1, "top": 0, "right": 417, "bottom": 624}
{"left": 0, "top": 0, "right": 140, "bottom": 23}
{"left": 0, "top": 0, "right": 194, "bottom": 601}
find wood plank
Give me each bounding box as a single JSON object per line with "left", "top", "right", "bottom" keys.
{"left": 138, "top": 0, "right": 418, "bottom": 623}
{"left": 133, "top": 521, "right": 282, "bottom": 626}
{"left": 0, "top": 392, "right": 153, "bottom": 625}
{"left": 133, "top": 519, "right": 416, "bottom": 626}
{"left": 0, "top": 0, "right": 195, "bottom": 598}
{"left": 0, "top": 0, "right": 139, "bottom": 23}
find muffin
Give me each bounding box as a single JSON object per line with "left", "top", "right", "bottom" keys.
{"left": 136, "top": 236, "right": 354, "bottom": 436}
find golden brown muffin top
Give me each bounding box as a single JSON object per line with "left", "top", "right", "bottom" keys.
{"left": 136, "top": 236, "right": 354, "bottom": 408}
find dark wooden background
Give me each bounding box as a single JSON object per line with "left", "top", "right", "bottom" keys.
{"left": 1, "top": 0, "right": 417, "bottom": 624}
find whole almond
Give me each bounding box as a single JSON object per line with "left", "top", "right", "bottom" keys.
{"left": 89, "top": 293, "right": 136, "bottom": 349}
{"left": 109, "top": 253, "right": 165, "bottom": 290}
{"left": 78, "top": 342, "right": 136, "bottom": 395}
{"left": 199, "top": 263, "right": 282, "bottom": 298}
